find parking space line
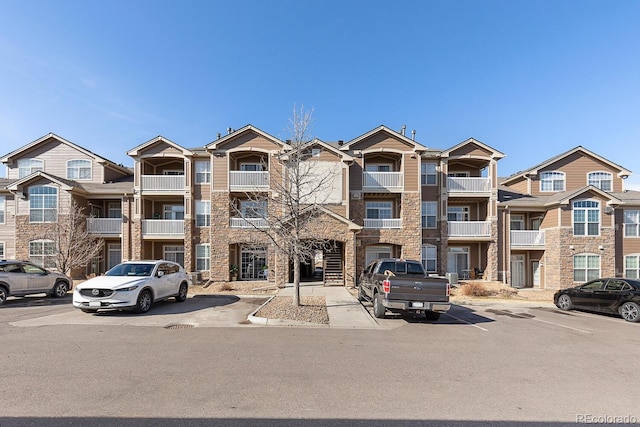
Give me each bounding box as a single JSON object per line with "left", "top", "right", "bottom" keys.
{"left": 491, "top": 308, "right": 592, "bottom": 334}
{"left": 443, "top": 312, "right": 489, "bottom": 331}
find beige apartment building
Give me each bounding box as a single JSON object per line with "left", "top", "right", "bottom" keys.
{"left": 2, "top": 127, "right": 640, "bottom": 290}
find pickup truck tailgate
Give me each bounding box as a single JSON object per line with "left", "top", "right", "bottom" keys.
{"left": 387, "top": 277, "right": 449, "bottom": 302}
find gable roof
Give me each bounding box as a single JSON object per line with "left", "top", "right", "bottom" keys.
{"left": 339, "top": 125, "right": 427, "bottom": 152}
{"left": 439, "top": 137, "right": 505, "bottom": 159}
{"left": 296, "top": 204, "right": 362, "bottom": 231}
{"left": 1, "top": 133, "right": 132, "bottom": 175}
{"left": 300, "top": 138, "right": 354, "bottom": 162}
{"left": 6, "top": 171, "right": 84, "bottom": 193}
{"left": 502, "top": 146, "right": 632, "bottom": 186}
{"left": 206, "top": 125, "right": 292, "bottom": 151}
{"left": 498, "top": 185, "right": 624, "bottom": 209}
{"left": 126, "top": 135, "right": 194, "bottom": 157}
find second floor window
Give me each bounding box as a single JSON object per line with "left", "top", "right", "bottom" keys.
{"left": 573, "top": 200, "right": 599, "bottom": 236}
{"left": 195, "top": 200, "right": 211, "bottom": 227}
{"left": 195, "top": 161, "right": 211, "bottom": 183}
{"left": 0, "top": 196, "right": 4, "bottom": 223}
{"left": 624, "top": 210, "right": 640, "bottom": 237}
{"left": 447, "top": 206, "right": 469, "bottom": 222}
{"left": 421, "top": 202, "right": 437, "bottom": 228}
{"left": 163, "top": 205, "right": 184, "bottom": 220}
{"left": 67, "top": 159, "right": 92, "bottom": 180}
{"left": 29, "top": 186, "right": 57, "bottom": 223}
{"left": 540, "top": 171, "right": 565, "bottom": 192}
{"left": 18, "top": 158, "right": 44, "bottom": 178}
{"left": 240, "top": 200, "right": 266, "bottom": 218}
{"left": 366, "top": 201, "right": 392, "bottom": 219}
{"left": 587, "top": 172, "right": 612, "bottom": 191}
{"left": 108, "top": 202, "right": 122, "bottom": 218}
{"left": 510, "top": 214, "right": 525, "bottom": 230}
{"left": 421, "top": 163, "right": 437, "bottom": 185}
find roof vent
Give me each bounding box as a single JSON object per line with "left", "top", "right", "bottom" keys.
{"left": 338, "top": 140, "right": 344, "bottom": 146}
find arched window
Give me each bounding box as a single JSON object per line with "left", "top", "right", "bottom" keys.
{"left": 573, "top": 200, "right": 599, "bottom": 236}
{"left": 540, "top": 171, "right": 565, "bottom": 192}
{"left": 587, "top": 171, "right": 612, "bottom": 191}
{"left": 67, "top": 159, "right": 92, "bottom": 180}
{"left": 29, "top": 185, "right": 58, "bottom": 223}
{"left": 18, "top": 158, "right": 44, "bottom": 178}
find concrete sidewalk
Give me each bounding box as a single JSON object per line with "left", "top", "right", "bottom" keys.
{"left": 250, "top": 283, "right": 380, "bottom": 329}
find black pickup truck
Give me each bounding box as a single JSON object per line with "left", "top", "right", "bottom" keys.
{"left": 358, "top": 258, "right": 451, "bottom": 320}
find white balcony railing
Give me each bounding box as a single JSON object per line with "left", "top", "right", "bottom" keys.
{"left": 230, "top": 217, "right": 269, "bottom": 228}
{"left": 511, "top": 230, "right": 545, "bottom": 247}
{"left": 87, "top": 218, "right": 122, "bottom": 235}
{"left": 448, "top": 221, "right": 491, "bottom": 237}
{"left": 447, "top": 177, "right": 491, "bottom": 193}
{"left": 140, "top": 175, "right": 185, "bottom": 192}
{"left": 363, "top": 172, "right": 403, "bottom": 191}
{"left": 363, "top": 218, "right": 403, "bottom": 229}
{"left": 229, "top": 171, "right": 269, "bottom": 190}
{"left": 142, "top": 219, "right": 185, "bottom": 236}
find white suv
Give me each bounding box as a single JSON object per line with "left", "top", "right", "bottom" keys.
{"left": 73, "top": 260, "right": 189, "bottom": 314}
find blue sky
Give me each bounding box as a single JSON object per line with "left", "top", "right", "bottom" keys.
{"left": 1, "top": 0, "right": 640, "bottom": 188}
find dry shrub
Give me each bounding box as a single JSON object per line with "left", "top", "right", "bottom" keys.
{"left": 460, "top": 282, "right": 491, "bottom": 297}
{"left": 219, "top": 282, "right": 235, "bottom": 291}
{"left": 497, "top": 287, "right": 519, "bottom": 298}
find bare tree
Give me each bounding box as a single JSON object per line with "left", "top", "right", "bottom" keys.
{"left": 233, "top": 106, "right": 344, "bottom": 305}
{"left": 45, "top": 198, "right": 104, "bottom": 276}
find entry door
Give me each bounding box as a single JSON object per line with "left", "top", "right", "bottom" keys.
{"left": 447, "top": 248, "right": 469, "bottom": 277}
{"left": 511, "top": 255, "right": 525, "bottom": 288}
{"left": 532, "top": 261, "right": 541, "bottom": 288}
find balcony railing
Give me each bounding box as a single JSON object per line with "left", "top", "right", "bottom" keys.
{"left": 229, "top": 171, "right": 269, "bottom": 190}
{"left": 448, "top": 221, "right": 491, "bottom": 237}
{"left": 363, "top": 172, "right": 403, "bottom": 191}
{"left": 363, "top": 218, "right": 402, "bottom": 229}
{"left": 511, "top": 230, "right": 545, "bottom": 247}
{"left": 142, "top": 219, "right": 185, "bottom": 236}
{"left": 140, "top": 175, "right": 185, "bottom": 192}
{"left": 230, "top": 217, "right": 269, "bottom": 228}
{"left": 87, "top": 218, "right": 122, "bottom": 235}
{"left": 447, "top": 177, "right": 491, "bottom": 193}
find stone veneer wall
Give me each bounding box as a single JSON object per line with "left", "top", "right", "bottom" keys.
{"left": 543, "top": 226, "right": 616, "bottom": 290}
{"left": 14, "top": 216, "right": 57, "bottom": 260}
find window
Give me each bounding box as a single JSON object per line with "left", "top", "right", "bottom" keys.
{"left": 0, "top": 242, "right": 4, "bottom": 258}
{"left": 540, "top": 171, "right": 565, "bottom": 192}
{"left": 625, "top": 255, "right": 640, "bottom": 279}
{"left": 573, "top": 200, "right": 599, "bottom": 236}
{"left": 196, "top": 244, "right": 210, "bottom": 271}
{"left": 195, "top": 160, "right": 211, "bottom": 184}
{"left": 18, "top": 159, "right": 43, "bottom": 178}
{"left": 195, "top": 200, "right": 211, "bottom": 227}
{"left": 163, "top": 245, "right": 184, "bottom": 266}
{"left": 311, "top": 148, "right": 321, "bottom": 157}
{"left": 108, "top": 202, "right": 122, "bottom": 218}
{"left": 365, "top": 246, "right": 392, "bottom": 265}
{"left": 421, "top": 202, "right": 437, "bottom": 228}
{"left": 29, "top": 186, "right": 57, "bottom": 223}
{"left": 240, "top": 200, "right": 266, "bottom": 218}
{"left": 0, "top": 196, "right": 4, "bottom": 223}
{"left": 240, "top": 163, "right": 263, "bottom": 172}
{"left": 422, "top": 244, "right": 437, "bottom": 273}
{"left": 366, "top": 201, "right": 392, "bottom": 219}
{"left": 366, "top": 164, "right": 392, "bottom": 172}
{"left": 29, "top": 240, "right": 56, "bottom": 268}
{"left": 163, "top": 205, "right": 184, "bottom": 220}
{"left": 624, "top": 210, "right": 640, "bottom": 237}
{"left": 240, "top": 245, "right": 267, "bottom": 280}
{"left": 587, "top": 172, "right": 612, "bottom": 191}
{"left": 573, "top": 254, "right": 600, "bottom": 282}
{"left": 421, "top": 163, "right": 437, "bottom": 185}
{"left": 510, "top": 214, "right": 525, "bottom": 230}
{"left": 66, "top": 159, "right": 91, "bottom": 180}
{"left": 447, "top": 206, "right": 469, "bottom": 222}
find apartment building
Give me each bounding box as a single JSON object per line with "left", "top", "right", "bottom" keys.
{"left": 1, "top": 128, "right": 639, "bottom": 290}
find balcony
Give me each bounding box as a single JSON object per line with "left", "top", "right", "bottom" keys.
{"left": 141, "top": 219, "right": 185, "bottom": 237}
{"left": 229, "top": 171, "right": 269, "bottom": 191}
{"left": 87, "top": 218, "right": 122, "bottom": 235}
{"left": 447, "top": 177, "right": 491, "bottom": 195}
{"left": 511, "top": 230, "right": 545, "bottom": 247}
{"left": 230, "top": 218, "right": 269, "bottom": 228}
{"left": 363, "top": 172, "right": 403, "bottom": 192}
{"left": 140, "top": 175, "right": 185, "bottom": 193}
{"left": 363, "top": 218, "right": 402, "bottom": 229}
{"left": 448, "top": 221, "right": 491, "bottom": 238}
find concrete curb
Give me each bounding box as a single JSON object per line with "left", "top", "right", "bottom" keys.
{"left": 247, "top": 295, "right": 275, "bottom": 326}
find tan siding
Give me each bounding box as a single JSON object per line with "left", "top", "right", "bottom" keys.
{"left": 403, "top": 154, "right": 419, "bottom": 192}
{"left": 541, "top": 208, "right": 558, "bottom": 229}
{"left": 142, "top": 143, "right": 183, "bottom": 157}
{"left": 323, "top": 204, "right": 347, "bottom": 217}
{"left": 212, "top": 157, "right": 227, "bottom": 190}
{"left": 506, "top": 178, "right": 529, "bottom": 194}
{"left": 421, "top": 186, "right": 439, "bottom": 200}
{"left": 349, "top": 158, "right": 363, "bottom": 191}
{"left": 349, "top": 133, "right": 414, "bottom": 152}
{"left": 217, "top": 132, "right": 283, "bottom": 151}
{"left": 449, "top": 143, "right": 492, "bottom": 158}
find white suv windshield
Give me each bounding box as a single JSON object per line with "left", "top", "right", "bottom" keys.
{"left": 105, "top": 263, "right": 153, "bottom": 277}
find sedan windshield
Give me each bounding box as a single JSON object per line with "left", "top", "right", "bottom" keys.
{"left": 105, "top": 263, "right": 153, "bottom": 277}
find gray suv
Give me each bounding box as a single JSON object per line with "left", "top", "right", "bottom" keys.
{"left": 0, "top": 260, "right": 72, "bottom": 305}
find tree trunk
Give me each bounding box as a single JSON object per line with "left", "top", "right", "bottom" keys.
{"left": 293, "top": 252, "right": 301, "bottom": 306}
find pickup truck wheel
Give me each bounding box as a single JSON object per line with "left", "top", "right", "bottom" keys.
{"left": 373, "top": 293, "right": 386, "bottom": 318}
{"left": 424, "top": 311, "right": 440, "bottom": 321}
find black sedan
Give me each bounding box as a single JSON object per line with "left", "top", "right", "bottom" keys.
{"left": 554, "top": 278, "right": 640, "bottom": 322}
